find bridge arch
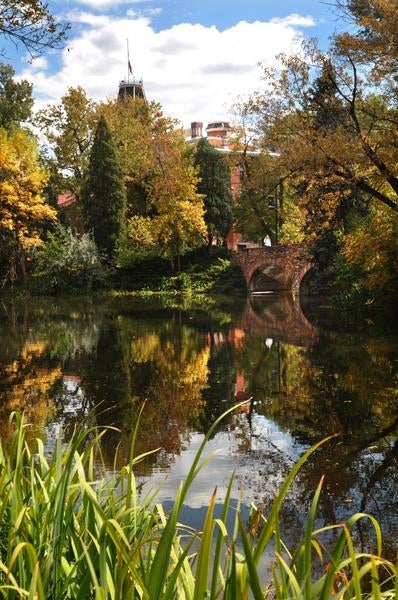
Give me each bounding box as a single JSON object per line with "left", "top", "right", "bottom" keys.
{"left": 249, "top": 266, "right": 286, "bottom": 292}
{"left": 233, "top": 244, "right": 314, "bottom": 295}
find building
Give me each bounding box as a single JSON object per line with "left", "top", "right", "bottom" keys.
{"left": 118, "top": 77, "right": 146, "bottom": 103}
{"left": 187, "top": 120, "right": 259, "bottom": 249}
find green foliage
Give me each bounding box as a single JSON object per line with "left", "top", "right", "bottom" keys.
{"left": 194, "top": 138, "right": 233, "bottom": 244}
{"left": 83, "top": 115, "right": 126, "bottom": 260}
{"left": 0, "top": 63, "right": 33, "bottom": 130}
{"left": 33, "top": 225, "right": 105, "bottom": 292}
{"left": 159, "top": 252, "right": 246, "bottom": 296}
{"left": 0, "top": 412, "right": 396, "bottom": 598}
{"left": 115, "top": 239, "right": 160, "bottom": 269}
{"left": 232, "top": 152, "right": 285, "bottom": 244}
{"left": 37, "top": 87, "right": 98, "bottom": 198}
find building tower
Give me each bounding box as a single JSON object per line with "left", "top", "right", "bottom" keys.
{"left": 118, "top": 42, "right": 147, "bottom": 102}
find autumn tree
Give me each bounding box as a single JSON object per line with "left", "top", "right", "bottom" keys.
{"left": 37, "top": 87, "right": 98, "bottom": 198}
{"left": 99, "top": 99, "right": 206, "bottom": 268}
{"left": 38, "top": 90, "right": 206, "bottom": 267}
{"left": 0, "top": 63, "right": 33, "bottom": 129}
{"left": 83, "top": 115, "right": 126, "bottom": 260}
{"left": 0, "top": 127, "right": 57, "bottom": 281}
{"left": 0, "top": 0, "right": 69, "bottom": 59}
{"left": 194, "top": 138, "right": 232, "bottom": 246}
{"left": 251, "top": 28, "right": 398, "bottom": 217}
{"left": 98, "top": 97, "right": 154, "bottom": 217}
{"left": 148, "top": 124, "right": 206, "bottom": 269}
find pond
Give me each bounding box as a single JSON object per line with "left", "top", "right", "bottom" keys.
{"left": 0, "top": 293, "right": 397, "bottom": 557}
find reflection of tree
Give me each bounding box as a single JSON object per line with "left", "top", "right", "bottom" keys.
{"left": 81, "top": 320, "right": 132, "bottom": 458}
{"left": 0, "top": 298, "right": 104, "bottom": 439}
{"left": 200, "top": 337, "right": 236, "bottom": 434}
{"left": 76, "top": 316, "right": 210, "bottom": 470}
{"left": 126, "top": 321, "right": 210, "bottom": 471}
{"left": 233, "top": 329, "right": 398, "bottom": 556}
{"left": 0, "top": 340, "right": 61, "bottom": 439}
{"left": 38, "top": 318, "right": 101, "bottom": 362}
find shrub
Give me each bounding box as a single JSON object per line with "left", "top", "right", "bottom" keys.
{"left": 33, "top": 225, "right": 105, "bottom": 292}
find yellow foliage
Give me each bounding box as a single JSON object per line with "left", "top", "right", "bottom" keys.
{"left": 0, "top": 339, "right": 60, "bottom": 439}
{"left": 127, "top": 215, "right": 155, "bottom": 246}
{"left": 99, "top": 101, "right": 206, "bottom": 257}
{"left": 342, "top": 204, "right": 398, "bottom": 288}
{"left": 0, "top": 128, "right": 56, "bottom": 251}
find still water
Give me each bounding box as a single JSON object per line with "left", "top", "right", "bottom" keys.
{"left": 0, "top": 293, "right": 397, "bottom": 556}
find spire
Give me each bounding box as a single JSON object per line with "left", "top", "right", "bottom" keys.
{"left": 118, "top": 39, "right": 147, "bottom": 103}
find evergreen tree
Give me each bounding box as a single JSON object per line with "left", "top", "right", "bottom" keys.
{"left": 84, "top": 115, "right": 126, "bottom": 260}
{"left": 194, "top": 138, "right": 232, "bottom": 246}
{"left": 308, "top": 61, "right": 347, "bottom": 130}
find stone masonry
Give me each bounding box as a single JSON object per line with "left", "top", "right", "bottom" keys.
{"left": 232, "top": 244, "right": 314, "bottom": 295}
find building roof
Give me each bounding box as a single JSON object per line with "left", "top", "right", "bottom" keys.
{"left": 206, "top": 121, "right": 232, "bottom": 131}
{"left": 57, "top": 193, "right": 77, "bottom": 208}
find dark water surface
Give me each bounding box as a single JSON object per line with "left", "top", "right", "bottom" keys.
{"left": 1, "top": 294, "right": 397, "bottom": 556}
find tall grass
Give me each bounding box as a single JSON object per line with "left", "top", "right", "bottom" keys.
{"left": 0, "top": 409, "right": 396, "bottom": 598}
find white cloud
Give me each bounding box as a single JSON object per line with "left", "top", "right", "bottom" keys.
{"left": 126, "top": 7, "right": 162, "bottom": 18}
{"left": 21, "top": 13, "right": 315, "bottom": 127}
{"left": 29, "top": 56, "right": 49, "bottom": 71}
{"left": 270, "top": 14, "right": 316, "bottom": 27}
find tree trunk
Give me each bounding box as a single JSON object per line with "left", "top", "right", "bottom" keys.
{"left": 20, "top": 250, "right": 27, "bottom": 283}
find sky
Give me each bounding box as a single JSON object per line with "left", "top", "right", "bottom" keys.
{"left": 6, "top": 0, "right": 342, "bottom": 129}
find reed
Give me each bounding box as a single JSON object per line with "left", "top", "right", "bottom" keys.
{"left": 0, "top": 410, "right": 395, "bottom": 599}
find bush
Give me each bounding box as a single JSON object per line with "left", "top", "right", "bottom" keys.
{"left": 33, "top": 225, "right": 105, "bottom": 293}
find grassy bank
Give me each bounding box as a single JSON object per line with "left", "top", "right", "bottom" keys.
{"left": 110, "top": 247, "right": 247, "bottom": 297}
{"left": 0, "top": 410, "right": 396, "bottom": 598}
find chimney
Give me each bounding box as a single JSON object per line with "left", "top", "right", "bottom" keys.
{"left": 191, "top": 121, "right": 203, "bottom": 138}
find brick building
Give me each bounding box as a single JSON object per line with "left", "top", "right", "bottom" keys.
{"left": 187, "top": 120, "right": 258, "bottom": 250}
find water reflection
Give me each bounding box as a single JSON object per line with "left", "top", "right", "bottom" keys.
{"left": 238, "top": 293, "right": 319, "bottom": 346}
{"left": 0, "top": 295, "right": 397, "bottom": 556}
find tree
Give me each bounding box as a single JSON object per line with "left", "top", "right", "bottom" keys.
{"left": 83, "top": 115, "right": 126, "bottom": 260}
{"left": 98, "top": 97, "right": 154, "bottom": 217}
{"left": 99, "top": 98, "right": 206, "bottom": 268}
{"left": 0, "top": 0, "right": 69, "bottom": 60}
{"left": 0, "top": 62, "right": 33, "bottom": 129}
{"left": 194, "top": 138, "right": 233, "bottom": 246}
{"left": 233, "top": 149, "right": 284, "bottom": 243}
{"left": 0, "top": 127, "right": 56, "bottom": 281}
{"left": 148, "top": 125, "right": 206, "bottom": 269}
{"left": 242, "top": 0, "right": 398, "bottom": 225}
{"left": 37, "top": 87, "right": 98, "bottom": 198}
{"left": 34, "top": 225, "right": 104, "bottom": 292}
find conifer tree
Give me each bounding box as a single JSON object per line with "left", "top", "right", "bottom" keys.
{"left": 84, "top": 115, "right": 126, "bottom": 260}
{"left": 194, "top": 138, "right": 232, "bottom": 246}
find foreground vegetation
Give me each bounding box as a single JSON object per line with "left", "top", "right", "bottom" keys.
{"left": 0, "top": 410, "right": 396, "bottom": 599}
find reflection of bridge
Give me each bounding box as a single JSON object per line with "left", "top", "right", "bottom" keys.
{"left": 236, "top": 293, "right": 319, "bottom": 347}
{"left": 233, "top": 244, "right": 313, "bottom": 294}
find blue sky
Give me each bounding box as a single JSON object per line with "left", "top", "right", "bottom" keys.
{"left": 139, "top": 0, "right": 338, "bottom": 41}
{"left": 7, "top": 0, "right": 341, "bottom": 127}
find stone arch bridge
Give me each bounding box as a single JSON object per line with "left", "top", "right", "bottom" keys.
{"left": 233, "top": 244, "right": 313, "bottom": 294}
